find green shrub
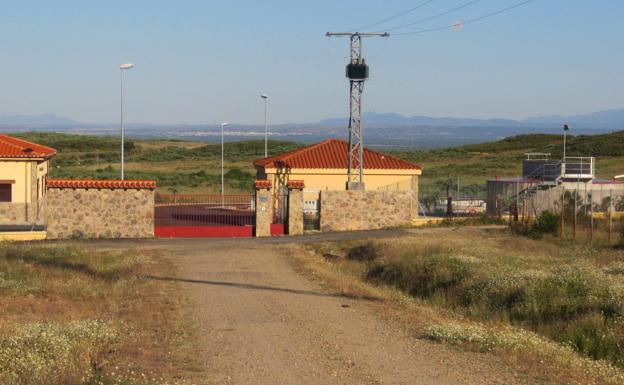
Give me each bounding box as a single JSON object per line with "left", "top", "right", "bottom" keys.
{"left": 366, "top": 248, "right": 474, "bottom": 298}
{"left": 354, "top": 243, "right": 624, "bottom": 366}
{"left": 530, "top": 210, "right": 560, "bottom": 238}
{"left": 346, "top": 243, "right": 379, "bottom": 262}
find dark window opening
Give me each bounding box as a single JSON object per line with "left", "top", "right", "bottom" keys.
{"left": 0, "top": 184, "right": 12, "bottom": 202}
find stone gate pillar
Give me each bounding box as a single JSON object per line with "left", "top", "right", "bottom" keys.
{"left": 255, "top": 180, "right": 272, "bottom": 237}
{"left": 287, "top": 180, "right": 305, "bottom": 236}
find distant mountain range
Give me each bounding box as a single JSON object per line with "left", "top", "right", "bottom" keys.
{"left": 0, "top": 108, "right": 622, "bottom": 149}
{"left": 0, "top": 113, "right": 78, "bottom": 127}
{"left": 319, "top": 108, "right": 624, "bottom": 130}
{"left": 2, "top": 108, "right": 623, "bottom": 130}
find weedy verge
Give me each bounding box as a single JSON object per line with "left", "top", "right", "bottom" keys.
{"left": 0, "top": 243, "right": 199, "bottom": 385}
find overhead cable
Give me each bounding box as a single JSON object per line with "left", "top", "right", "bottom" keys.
{"left": 382, "top": 0, "right": 481, "bottom": 32}
{"left": 348, "top": 0, "right": 436, "bottom": 32}
{"left": 393, "top": 0, "right": 535, "bottom": 36}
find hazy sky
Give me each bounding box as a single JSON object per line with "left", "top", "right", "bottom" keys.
{"left": 1, "top": 1, "right": 622, "bottom": 125}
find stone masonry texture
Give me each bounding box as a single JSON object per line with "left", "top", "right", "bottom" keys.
{"left": 0, "top": 203, "right": 30, "bottom": 225}
{"left": 46, "top": 188, "right": 154, "bottom": 239}
{"left": 320, "top": 190, "right": 416, "bottom": 232}
{"left": 255, "top": 189, "right": 272, "bottom": 237}
{"left": 287, "top": 189, "right": 304, "bottom": 236}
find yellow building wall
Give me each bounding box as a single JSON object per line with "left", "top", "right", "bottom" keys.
{"left": 36, "top": 161, "right": 48, "bottom": 201}
{"left": 0, "top": 160, "right": 49, "bottom": 203}
{"left": 266, "top": 168, "right": 419, "bottom": 193}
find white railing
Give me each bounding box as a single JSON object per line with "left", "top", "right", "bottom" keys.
{"left": 525, "top": 152, "right": 551, "bottom": 160}
{"left": 562, "top": 157, "right": 595, "bottom": 179}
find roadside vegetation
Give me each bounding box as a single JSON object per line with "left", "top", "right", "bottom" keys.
{"left": 12, "top": 132, "right": 302, "bottom": 193}
{"left": 297, "top": 228, "right": 624, "bottom": 385}
{"left": 12, "top": 130, "right": 624, "bottom": 195}
{"left": 394, "top": 130, "right": 624, "bottom": 200}
{"left": 0, "top": 243, "right": 199, "bottom": 385}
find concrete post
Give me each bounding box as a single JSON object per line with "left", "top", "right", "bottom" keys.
{"left": 254, "top": 180, "right": 273, "bottom": 237}
{"left": 287, "top": 180, "right": 305, "bottom": 236}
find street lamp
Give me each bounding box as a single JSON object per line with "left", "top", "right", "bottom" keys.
{"left": 119, "top": 62, "right": 134, "bottom": 180}
{"left": 261, "top": 94, "right": 269, "bottom": 158}
{"left": 563, "top": 124, "right": 570, "bottom": 162}
{"left": 220, "top": 122, "right": 228, "bottom": 207}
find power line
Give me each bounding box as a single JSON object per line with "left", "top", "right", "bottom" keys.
{"left": 348, "top": 0, "right": 436, "bottom": 32}
{"left": 393, "top": 0, "right": 535, "bottom": 36}
{"left": 382, "top": 0, "right": 481, "bottom": 32}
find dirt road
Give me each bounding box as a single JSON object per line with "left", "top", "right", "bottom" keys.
{"left": 96, "top": 230, "right": 533, "bottom": 385}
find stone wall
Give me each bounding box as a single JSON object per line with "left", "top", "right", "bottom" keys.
{"left": 320, "top": 190, "right": 416, "bottom": 232}
{"left": 254, "top": 188, "right": 272, "bottom": 237}
{"left": 0, "top": 203, "right": 28, "bottom": 225}
{"left": 0, "top": 204, "right": 42, "bottom": 227}
{"left": 0, "top": 161, "right": 45, "bottom": 226}
{"left": 287, "top": 188, "right": 304, "bottom": 235}
{"left": 46, "top": 188, "right": 154, "bottom": 239}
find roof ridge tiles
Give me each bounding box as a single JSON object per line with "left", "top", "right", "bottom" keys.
{"left": 47, "top": 179, "right": 157, "bottom": 190}
{"left": 253, "top": 138, "right": 421, "bottom": 170}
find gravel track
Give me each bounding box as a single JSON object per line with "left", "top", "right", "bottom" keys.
{"left": 95, "top": 229, "right": 534, "bottom": 385}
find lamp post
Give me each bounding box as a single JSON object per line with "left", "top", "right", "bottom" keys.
{"left": 220, "top": 122, "right": 228, "bottom": 207}
{"left": 563, "top": 124, "right": 570, "bottom": 162}
{"left": 119, "top": 62, "right": 134, "bottom": 180}
{"left": 261, "top": 94, "right": 269, "bottom": 158}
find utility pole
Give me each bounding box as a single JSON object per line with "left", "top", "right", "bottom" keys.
{"left": 261, "top": 94, "right": 269, "bottom": 158}
{"left": 326, "top": 32, "right": 389, "bottom": 190}
{"left": 563, "top": 124, "right": 569, "bottom": 162}
{"left": 457, "top": 176, "right": 460, "bottom": 214}
{"left": 119, "top": 63, "right": 134, "bottom": 180}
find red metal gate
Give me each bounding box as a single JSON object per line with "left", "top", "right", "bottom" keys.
{"left": 154, "top": 193, "right": 255, "bottom": 238}
{"left": 271, "top": 191, "right": 288, "bottom": 236}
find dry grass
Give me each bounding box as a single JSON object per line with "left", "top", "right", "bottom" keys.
{"left": 0, "top": 243, "right": 200, "bottom": 385}
{"left": 289, "top": 228, "right": 624, "bottom": 385}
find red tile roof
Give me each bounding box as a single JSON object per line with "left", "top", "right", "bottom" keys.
{"left": 0, "top": 134, "right": 56, "bottom": 159}
{"left": 287, "top": 180, "right": 305, "bottom": 190}
{"left": 47, "top": 179, "right": 156, "bottom": 190}
{"left": 254, "top": 139, "right": 421, "bottom": 170}
{"left": 254, "top": 179, "right": 272, "bottom": 190}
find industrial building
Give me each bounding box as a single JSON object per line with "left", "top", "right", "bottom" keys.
{"left": 487, "top": 153, "right": 624, "bottom": 215}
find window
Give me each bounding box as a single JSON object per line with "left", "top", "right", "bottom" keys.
{"left": 0, "top": 184, "right": 11, "bottom": 202}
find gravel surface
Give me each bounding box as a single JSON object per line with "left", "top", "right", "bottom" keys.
{"left": 108, "top": 234, "right": 533, "bottom": 385}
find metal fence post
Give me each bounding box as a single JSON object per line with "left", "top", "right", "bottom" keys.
{"left": 609, "top": 189, "right": 613, "bottom": 244}
{"left": 573, "top": 189, "right": 577, "bottom": 240}
{"left": 590, "top": 189, "right": 594, "bottom": 243}
{"left": 560, "top": 186, "right": 565, "bottom": 238}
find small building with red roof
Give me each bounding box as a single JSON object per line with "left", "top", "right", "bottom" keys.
{"left": 254, "top": 139, "right": 422, "bottom": 196}
{"left": 0, "top": 134, "right": 57, "bottom": 227}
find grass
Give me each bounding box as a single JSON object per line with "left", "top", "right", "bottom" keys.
{"left": 11, "top": 130, "right": 624, "bottom": 195}
{"left": 393, "top": 131, "right": 624, "bottom": 199}
{"left": 295, "top": 228, "right": 624, "bottom": 385}
{"left": 366, "top": 251, "right": 624, "bottom": 365}
{"left": 0, "top": 243, "right": 198, "bottom": 385}
{"left": 13, "top": 132, "right": 304, "bottom": 193}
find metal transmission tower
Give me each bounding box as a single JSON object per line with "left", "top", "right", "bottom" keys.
{"left": 326, "top": 32, "right": 389, "bottom": 190}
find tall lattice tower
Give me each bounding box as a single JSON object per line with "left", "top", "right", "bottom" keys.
{"left": 326, "top": 32, "right": 389, "bottom": 190}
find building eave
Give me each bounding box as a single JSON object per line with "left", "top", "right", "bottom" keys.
{"left": 262, "top": 167, "right": 421, "bottom": 176}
